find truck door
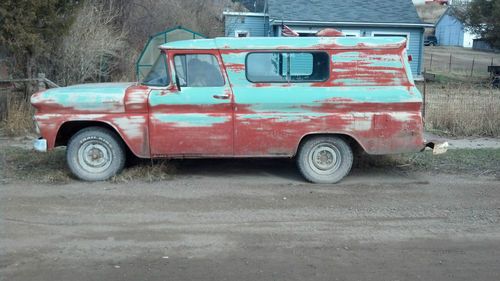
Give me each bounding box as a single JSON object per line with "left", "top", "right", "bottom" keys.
{"left": 148, "top": 51, "right": 234, "bottom": 157}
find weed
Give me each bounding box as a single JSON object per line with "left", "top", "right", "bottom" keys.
{"left": 111, "top": 159, "right": 177, "bottom": 183}
{"left": 1, "top": 93, "right": 35, "bottom": 136}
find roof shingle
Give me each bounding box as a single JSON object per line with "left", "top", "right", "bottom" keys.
{"left": 267, "top": 0, "right": 423, "bottom": 24}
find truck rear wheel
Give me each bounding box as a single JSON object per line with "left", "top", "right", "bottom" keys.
{"left": 66, "top": 127, "right": 125, "bottom": 181}
{"left": 297, "top": 136, "right": 353, "bottom": 184}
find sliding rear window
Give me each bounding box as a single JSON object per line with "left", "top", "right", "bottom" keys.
{"left": 246, "top": 52, "right": 329, "bottom": 83}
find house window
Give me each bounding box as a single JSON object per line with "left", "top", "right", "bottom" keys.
{"left": 174, "top": 54, "right": 224, "bottom": 87}
{"left": 245, "top": 52, "right": 330, "bottom": 83}
{"left": 342, "top": 30, "right": 361, "bottom": 37}
{"left": 235, "top": 30, "right": 250, "bottom": 37}
{"left": 372, "top": 31, "right": 411, "bottom": 49}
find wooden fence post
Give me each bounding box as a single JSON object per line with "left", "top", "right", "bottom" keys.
{"left": 448, "top": 54, "right": 452, "bottom": 72}
{"left": 470, "top": 58, "right": 475, "bottom": 77}
{"left": 422, "top": 69, "right": 427, "bottom": 121}
{"left": 37, "top": 73, "right": 46, "bottom": 91}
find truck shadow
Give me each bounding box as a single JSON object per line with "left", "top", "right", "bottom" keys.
{"left": 160, "top": 154, "right": 417, "bottom": 183}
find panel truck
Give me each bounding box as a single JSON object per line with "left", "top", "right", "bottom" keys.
{"left": 31, "top": 36, "right": 447, "bottom": 183}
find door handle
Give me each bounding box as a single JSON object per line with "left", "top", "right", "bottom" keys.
{"left": 213, "top": 94, "right": 230, "bottom": 100}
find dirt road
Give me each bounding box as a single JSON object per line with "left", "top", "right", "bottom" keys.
{"left": 1, "top": 159, "right": 499, "bottom": 281}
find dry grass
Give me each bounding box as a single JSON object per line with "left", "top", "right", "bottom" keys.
{"left": 1, "top": 92, "right": 35, "bottom": 136}
{"left": 420, "top": 83, "right": 500, "bottom": 137}
{"left": 0, "top": 147, "right": 176, "bottom": 184}
{"left": 111, "top": 160, "right": 177, "bottom": 183}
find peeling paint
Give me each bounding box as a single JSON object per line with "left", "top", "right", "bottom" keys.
{"left": 152, "top": 113, "right": 230, "bottom": 127}
{"left": 32, "top": 36, "right": 425, "bottom": 160}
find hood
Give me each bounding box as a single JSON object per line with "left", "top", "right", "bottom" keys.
{"left": 31, "top": 82, "right": 135, "bottom": 113}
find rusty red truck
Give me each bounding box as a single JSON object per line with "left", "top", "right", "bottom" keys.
{"left": 31, "top": 36, "right": 445, "bottom": 183}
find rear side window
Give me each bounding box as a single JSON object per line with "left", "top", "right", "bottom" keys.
{"left": 246, "top": 52, "right": 329, "bottom": 83}
{"left": 174, "top": 54, "right": 224, "bottom": 87}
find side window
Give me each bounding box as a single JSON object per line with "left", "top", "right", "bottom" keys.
{"left": 142, "top": 53, "right": 169, "bottom": 87}
{"left": 174, "top": 54, "right": 224, "bottom": 87}
{"left": 246, "top": 53, "right": 287, "bottom": 82}
{"left": 246, "top": 52, "right": 329, "bottom": 83}
{"left": 289, "top": 53, "right": 313, "bottom": 76}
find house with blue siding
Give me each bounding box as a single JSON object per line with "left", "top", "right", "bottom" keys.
{"left": 224, "top": 0, "right": 432, "bottom": 78}
{"left": 434, "top": 7, "right": 476, "bottom": 47}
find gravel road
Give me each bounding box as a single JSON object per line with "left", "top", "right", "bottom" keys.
{"left": 1, "top": 159, "right": 500, "bottom": 281}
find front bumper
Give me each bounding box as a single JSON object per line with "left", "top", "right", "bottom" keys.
{"left": 33, "top": 138, "right": 47, "bottom": 152}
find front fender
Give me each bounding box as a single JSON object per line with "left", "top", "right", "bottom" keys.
{"left": 35, "top": 113, "right": 150, "bottom": 158}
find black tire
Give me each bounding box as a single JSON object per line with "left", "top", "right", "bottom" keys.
{"left": 297, "top": 136, "right": 353, "bottom": 184}
{"left": 66, "top": 127, "right": 126, "bottom": 181}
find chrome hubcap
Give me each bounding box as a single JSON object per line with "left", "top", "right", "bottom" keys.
{"left": 308, "top": 144, "right": 341, "bottom": 175}
{"left": 78, "top": 141, "right": 112, "bottom": 173}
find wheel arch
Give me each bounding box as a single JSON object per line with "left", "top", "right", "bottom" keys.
{"left": 295, "top": 132, "right": 366, "bottom": 156}
{"left": 55, "top": 120, "right": 136, "bottom": 157}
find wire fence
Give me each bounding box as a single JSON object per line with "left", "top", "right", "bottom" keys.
{"left": 418, "top": 82, "right": 500, "bottom": 136}
{"left": 424, "top": 49, "right": 499, "bottom": 77}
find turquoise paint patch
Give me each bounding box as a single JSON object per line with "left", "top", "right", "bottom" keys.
{"left": 153, "top": 113, "right": 229, "bottom": 127}
{"left": 332, "top": 52, "right": 361, "bottom": 62}
{"left": 161, "top": 39, "right": 218, "bottom": 50}
{"left": 160, "top": 37, "right": 406, "bottom": 51}
{"left": 39, "top": 82, "right": 133, "bottom": 112}
{"left": 366, "top": 60, "right": 403, "bottom": 68}
{"left": 334, "top": 36, "right": 406, "bottom": 47}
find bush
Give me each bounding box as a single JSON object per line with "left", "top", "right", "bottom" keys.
{"left": 1, "top": 91, "right": 34, "bottom": 136}
{"left": 55, "top": 0, "right": 127, "bottom": 85}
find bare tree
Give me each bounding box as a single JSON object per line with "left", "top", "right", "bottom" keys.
{"left": 56, "top": 0, "right": 127, "bottom": 85}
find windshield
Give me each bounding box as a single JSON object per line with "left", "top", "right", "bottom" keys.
{"left": 142, "top": 53, "right": 169, "bottom": 86}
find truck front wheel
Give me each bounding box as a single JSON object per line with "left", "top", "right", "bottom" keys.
{"left": 66, "top": 127, "right": 125, "bottom": 181}
{"left": 297, "top": 136, "right": 353, "bottom": 184}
